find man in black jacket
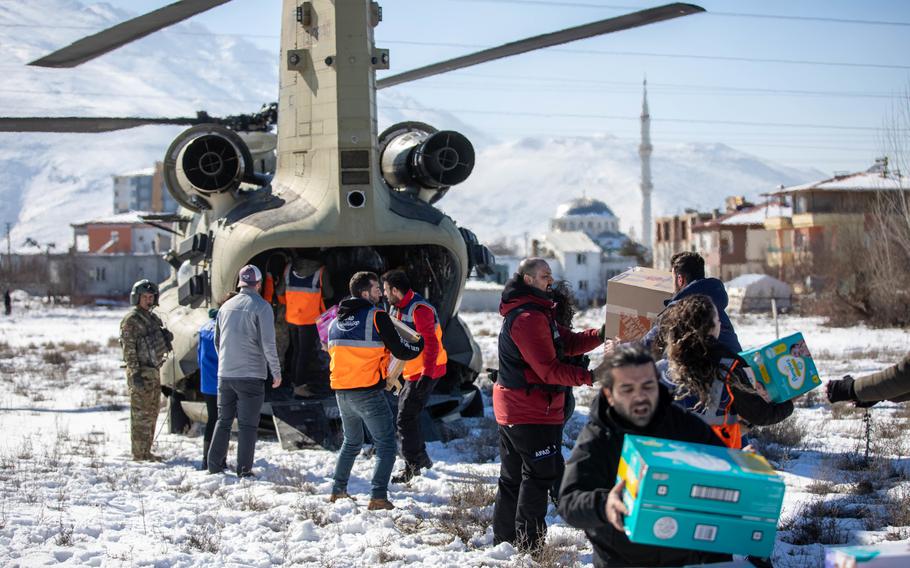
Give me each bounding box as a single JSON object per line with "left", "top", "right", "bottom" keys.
{"left": 642, "top": 251, "right": 741, "bottom": 354}
{"left": 558, "top": 344, "right": 732, "bottom": 567}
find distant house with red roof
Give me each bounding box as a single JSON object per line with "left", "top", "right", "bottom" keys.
{"left": 692, "top": 198, "right": 788, "bottom": 281}
{"left": 70, "top": 211, "right": 173, "bottom": 255}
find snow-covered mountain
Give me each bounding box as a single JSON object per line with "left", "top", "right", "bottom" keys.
{"left": 0, "top": 0, "right": 823, "bottom": 252}
{"left": 0, "top": 0, "right": 492, "bottom": 251}
{"left": 0, "top": 0, "right": 279, "bottom": 251}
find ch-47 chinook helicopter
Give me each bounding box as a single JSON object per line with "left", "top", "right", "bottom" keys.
{"left": 1, "top": 0, "right": 704, "bottom": 449}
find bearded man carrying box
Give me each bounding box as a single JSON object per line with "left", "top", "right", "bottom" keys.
{"left": 609, "top": 253, "right": 743, "bottom": 355}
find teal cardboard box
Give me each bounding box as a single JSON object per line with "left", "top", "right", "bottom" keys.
{"left": 738, "top": 332, "right": 821, "bottom": 403}
{"left": 826, "top": 543, "right": 910, "bottom": 567}
{"left": 617, "top": 435, "right": 785, "bottom": 557}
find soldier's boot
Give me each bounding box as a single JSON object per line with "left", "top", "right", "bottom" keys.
{"left": 136, "top": 453, "right": 163, "bottom": 462}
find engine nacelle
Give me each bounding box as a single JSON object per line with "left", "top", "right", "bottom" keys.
{"left": 379, "top": 122, "right": 475, "bottom": 204}
{"left": 163, "top": 124, "right": 255, "bottom": 215}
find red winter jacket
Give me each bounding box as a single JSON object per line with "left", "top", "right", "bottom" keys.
{"left": 493, "top": 280, "right": 602, "bottom": 426}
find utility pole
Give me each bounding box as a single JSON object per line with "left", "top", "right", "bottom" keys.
{"left": 5, "top": 222, "right": 10, "bottom": 273}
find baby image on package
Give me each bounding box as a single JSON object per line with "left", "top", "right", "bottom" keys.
{"left": 739, "top": 332, "right": 822, "bottom": 403}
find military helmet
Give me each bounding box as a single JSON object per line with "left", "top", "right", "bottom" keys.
{"left": 130, "top": 279, "right": 159, "bottom": 306}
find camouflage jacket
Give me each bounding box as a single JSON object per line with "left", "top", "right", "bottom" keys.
{"left": 120, "top": 307, "right": 170, "bottom": 376}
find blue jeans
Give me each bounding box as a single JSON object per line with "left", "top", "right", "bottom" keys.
{"left": 332, "top": 388, "right": 397, "bottom": 499}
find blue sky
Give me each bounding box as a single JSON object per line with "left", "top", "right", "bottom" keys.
{"left": 105, "top": 0, "right": 910, "bottom": 174}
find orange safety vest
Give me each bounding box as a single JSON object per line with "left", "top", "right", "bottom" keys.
{"left": 327, "top": 304, "right": 389, "bottom": 390}
{"left": 283, "top": 266, "right": 325, "bottom": 325}
{"left": 261, "top": 273, "right": 275, "bottom": 304}
{"left": 391, "top": 291, "right": 447, "bottom": 379}
{"left": 706, "top": 358, "right": 744, "bottom": 449}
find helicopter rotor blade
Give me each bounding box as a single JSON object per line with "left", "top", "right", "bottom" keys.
{"left": 377, "top": 3, "right": 704, "bottom": 90}
{"left": 29, "top": 0, "right": 232, "bottom": 68}
{"left": 0, "top": 117, "right": 202, "bottom": 133}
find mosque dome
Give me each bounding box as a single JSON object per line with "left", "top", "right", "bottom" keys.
{"left": 555, "top": 197, "right": 616, "bottom": 219}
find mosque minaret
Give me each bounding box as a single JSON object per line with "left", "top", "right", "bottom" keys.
{"left": 639, "top": 78, "right": 653, "bottom": 250}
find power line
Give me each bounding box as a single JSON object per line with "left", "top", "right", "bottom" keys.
{"left": 382, "top": 40, "right": 910, "bottom": 71}
{"left": 397, "top": 78, "right": 898, "bottom": 100}
{"left": 0, "top": 87, "right": 266, "bottom": 105}
{"left": 2, "top": 58, "right": 893, "bottom": 102}
{"left": 534, "top": 131, "right": 879, "bottom": 151}
{"left": 454, "top": 72, "right": 901, "bottom": 99}
{"left": 4, "top": 0, "right": 908, "bottom": 42}
{"left": 381, "top": 105, "right": 907, "bottom": 132}
{"left": 711, "top": 10, "right": 910, "bottom": 27}
{"left": 446, "top": 0, "right": 910, "bottom": 27}
{"left": 1, "top": 87, "right": 897, "bottom": 133}
{"left": 484, "top": 126, "right": 888, "bottom": 146}
{"left": 0, "top": 22, "right": 278, "bottom": 39}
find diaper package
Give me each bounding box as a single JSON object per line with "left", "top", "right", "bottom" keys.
{"left": 617, "top": 435, "right": 785, "bottom": 557}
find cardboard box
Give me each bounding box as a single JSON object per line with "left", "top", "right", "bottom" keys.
{"left": 605, "top": 267, "right": 674, "bottom": 341}
{"left": 825, "top": 543, "right": 910, "bottom": 567}
{"left": 738, "top": 332, "right": 822, "bottom": 403}
{"left": 617, "top": 434, "right": 785, "bottom": 558}
{"left": 386, "top": 317, "right": 421, "bottom": 384}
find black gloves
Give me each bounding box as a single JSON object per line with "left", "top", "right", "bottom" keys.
{"left": 826, "top": 375, "right": 877, "bottom": 407}
{"left": 161, "top": 327, "right": 174, "bottom": 350}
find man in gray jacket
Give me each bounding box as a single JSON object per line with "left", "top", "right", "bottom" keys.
{"left": 207, "top": 264, "right": 282, "bottom": 477}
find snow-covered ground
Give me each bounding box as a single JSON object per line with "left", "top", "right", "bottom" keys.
{"left": 1, "top": 300, "right": 909, "bottom": 566}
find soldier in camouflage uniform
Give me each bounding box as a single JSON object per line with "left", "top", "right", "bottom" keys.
{"left": 120, "top": 279, "right": 172, "bottom": 461}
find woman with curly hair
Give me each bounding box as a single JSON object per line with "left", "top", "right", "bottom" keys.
{"left": 657, "top": 294, "right": 793, "bottom": 448}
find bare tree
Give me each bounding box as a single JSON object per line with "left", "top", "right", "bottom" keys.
{"left": 862, "top": 87, "right": 910, "bottom": 325}
{"left": 810, "top": 87, "right": 910, "bottom": 326}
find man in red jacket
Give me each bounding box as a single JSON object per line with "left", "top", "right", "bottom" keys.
{"left": 382, "top": 269, "right": 448, "bottom": 483}
{"left": 492, "top": 257, "right": 607, "bottom": 551}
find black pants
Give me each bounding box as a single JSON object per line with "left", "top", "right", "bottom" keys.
{"left": 551, "top": 388, "right": 575, "bottom": 502}
{"left": 493, "top": 423, "right": 563, "bottom": 550}
{"left": 207, "top": 379, "right": 265, "bottom": 475}
{"left": 202, "top": 393, "right": 218, "bottom": 468}
{"left": 397, "top": 376, "right": 437, "bottom": 465}
{"left": 288, "top": 324, "right": 328, "bottom": 388}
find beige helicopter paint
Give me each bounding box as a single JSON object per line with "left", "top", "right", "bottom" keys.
{"left": 157, "top": 1, "right": 468, "bottom": 393}
{"left": 1, "top": 1, "right": 705, "bottom": 428}
{"left": 206, "top": 0, "right": 468, "bottom": 296}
